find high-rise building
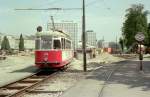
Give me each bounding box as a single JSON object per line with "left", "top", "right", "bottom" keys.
{"left": 47, "top": 21, "right": 78, "bottom": 50}
{"left": 86, "top": 30, "right": 97, "bottom": 47}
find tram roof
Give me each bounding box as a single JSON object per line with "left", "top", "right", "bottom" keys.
{"left": 36, "top": 30, "right": 70, "bottom": 38}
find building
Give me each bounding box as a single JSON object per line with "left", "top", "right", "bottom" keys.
{"left": 47, "top": 21, "right": 78, "bottom": 50}
{"left": 86, "top": 30, "right": 97, "bottom": 47}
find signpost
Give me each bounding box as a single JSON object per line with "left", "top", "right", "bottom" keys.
{"left": 135, "top": 32, "right": 145, "bottom": 71}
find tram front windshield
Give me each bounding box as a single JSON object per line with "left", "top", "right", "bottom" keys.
{"left": 41, "top": 36, "right": 52, "bottom": 49}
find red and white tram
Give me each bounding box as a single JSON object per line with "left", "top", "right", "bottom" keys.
{"left": 35, "top": 27, "right": 73, "bottom": 69}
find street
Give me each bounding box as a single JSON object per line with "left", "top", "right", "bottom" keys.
{"left": 61, "top": 57, "right": 150, "bottom": 97}
{"left": 102, "top": 60, "right": 150, "bottom": 97}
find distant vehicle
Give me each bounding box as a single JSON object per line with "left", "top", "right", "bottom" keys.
{"left": 35, "top": 26, "right": 73, "bottom": 69}
{"left": 145, "top": 47, "right": 150, "bottom": 54}
{"left": 137, "top": 44, "right": 145, "bottom": 54}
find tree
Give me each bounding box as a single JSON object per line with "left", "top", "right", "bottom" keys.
{"left": 1, "top": 36, "right": 11, "bottom": 51}
{"left": 19, "top": 34, "right": 24, "bottom": 51}
{"left": 122, "top": 4, "right": 149, "bottom": 49}
{"left": 119, "top": 38, "right": 124, "bottom": 52}
{"left": 1, "top": 37, "right": 6, "bottom": 50}
{"left": 5, "top": 36, "right": 11, "bottom": 50}
{"left": 147, "top": 23, "right": 150, "bottom": 46}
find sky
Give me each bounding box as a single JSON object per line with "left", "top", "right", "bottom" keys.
{"left": 0, "top": 0, "right": 150, "bottom": 42}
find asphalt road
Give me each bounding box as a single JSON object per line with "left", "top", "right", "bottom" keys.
{"left": 101, "top": 60, "right": 150, "bottom": 97}
{"left": 61, "top": 59, "right": 150, "bottom": 97}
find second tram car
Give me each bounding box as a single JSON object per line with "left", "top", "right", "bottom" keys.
{"left": 35, "top": 27, "right": 73, "bottom": 69}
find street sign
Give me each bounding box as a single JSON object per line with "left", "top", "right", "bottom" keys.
{"left": 135, "top": 32, "right": 145, "bottom": 42}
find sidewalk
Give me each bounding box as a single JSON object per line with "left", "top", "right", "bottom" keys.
{"left": 0, "top": 55, "right": 37, "bottom": 87}
{"left": 60, "top": 60, "right": 150, "bottom": 97}
{"left": 61, "top": 79, "right": 104, "bottom": 97}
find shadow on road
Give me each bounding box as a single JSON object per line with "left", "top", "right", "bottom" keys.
{"left": 10, "top": 65, "right": 38, "bottom": 73}
{"left": 86, "top": 60, "right": 150, "bottom": 91}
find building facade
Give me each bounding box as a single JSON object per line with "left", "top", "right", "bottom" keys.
{"left": 86, "top": 30, "right": 97, "bottom": 47}
{"left": 47, "top": 21, "right": 78, "bottom": 50}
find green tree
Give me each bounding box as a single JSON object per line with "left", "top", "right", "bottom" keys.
{"left": 1, "top": 36, "right": 11, "bottom": 51}
{"left": 119, "top": 38, "right": 124, "bottom": 52}
{"left": 1, "top": 36, "right": 6, "bottom": 50}
{"left": 19, "top": 34, "right": 24, "bottom": 51}
{"left": 122, "top": 4, "right": 148, "bottom": 49}
{"left": 147, "top": 23, "right": 150, "bottom": 46}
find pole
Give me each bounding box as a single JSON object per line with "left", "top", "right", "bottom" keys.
{"left": 116, "top": 36, "right": 117, "bottom": 53}
{"left": 82, "top": 0, "right": 87, "bottom": 72}
{"left": 139, "top": 42, "right": 143, "bottom": 70}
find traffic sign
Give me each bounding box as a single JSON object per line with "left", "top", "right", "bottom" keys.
{"left": 135, "top": 32, "right": 145, "bottom": 42}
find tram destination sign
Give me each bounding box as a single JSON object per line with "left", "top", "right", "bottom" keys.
{"left": 135, "top": 32, "right": 145, "bottom": 42}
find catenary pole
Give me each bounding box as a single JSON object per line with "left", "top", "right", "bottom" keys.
{"left": 82, "top": 0, "right": 87, "bottom": 72}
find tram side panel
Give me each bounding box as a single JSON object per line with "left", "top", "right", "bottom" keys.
{"left": 62, "top": 50, "right": 74, "bottom": 65}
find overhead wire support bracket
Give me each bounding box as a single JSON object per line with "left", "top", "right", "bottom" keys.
{"left": 15, "top": 8, "right": 82, "bottom": 11}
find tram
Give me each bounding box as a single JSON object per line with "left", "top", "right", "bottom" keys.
{"left": 35, "top": 26, "right": 73, "bottom": 69}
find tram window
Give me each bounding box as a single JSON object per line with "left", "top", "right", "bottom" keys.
{"left": 65, "top": 40, "right": 71, "bottom": 49}
{"left": 41, "top": 36, "right": 52, "bottom": 49}
{"left": 53, "top": 40, "right": 61, "bottom": 49}
{"left": 35, "top": 39, "right": 40, "bottom": 49}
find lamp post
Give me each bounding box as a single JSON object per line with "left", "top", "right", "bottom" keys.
{"left": 82, "top": 0, "right": 87, "bottom": 72}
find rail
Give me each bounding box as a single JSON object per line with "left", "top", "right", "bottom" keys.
{"left": 0, "top": 70, "right": 57, "bottom": 97}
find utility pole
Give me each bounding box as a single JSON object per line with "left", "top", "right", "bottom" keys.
{"left": 116, "top": 36, "right": 117, "bottom": 53}
{"left": 139, "top": 42, "right": 143, "bottom": 70}
{"left": 82, "top": 0, "right": 87, "bottom": 72}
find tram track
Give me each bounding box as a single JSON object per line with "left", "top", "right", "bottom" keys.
{"left": 0, "top": 70, "right": 58, "bottom": 97}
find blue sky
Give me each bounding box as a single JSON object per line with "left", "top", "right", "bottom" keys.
{"left": 0, "top": 0, "right": 150, "bottom": 42}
